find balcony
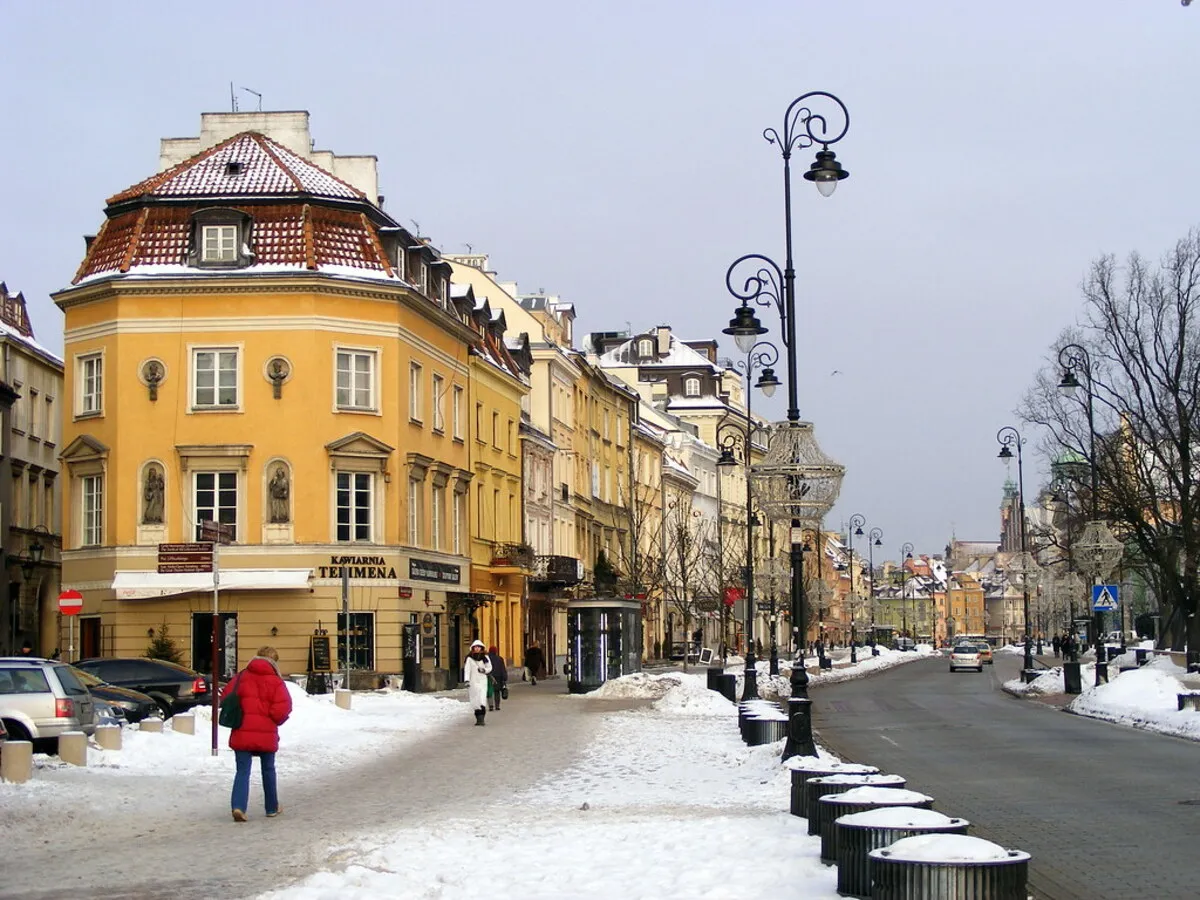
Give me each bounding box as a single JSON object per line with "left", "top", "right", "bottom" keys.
{"left": 490, "top": 542, "right": 535, "bottom": 573}
{"left": 530, "top": 554, "right": 583, "bottom": 588}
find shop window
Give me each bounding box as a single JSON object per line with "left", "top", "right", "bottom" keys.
{"left": 338, "top": 612, "right": 374, "bottom": 670}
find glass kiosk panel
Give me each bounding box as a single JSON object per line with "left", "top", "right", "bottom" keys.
{"left": 567, "top": 598, "right": 643, "bottom": 693}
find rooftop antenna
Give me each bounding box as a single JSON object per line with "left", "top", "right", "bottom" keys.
{"left": 410, "top": 219, "right": 421, "bottom": 237}
{"left": 240, "top": 87, "right": 263, "bottom": 111}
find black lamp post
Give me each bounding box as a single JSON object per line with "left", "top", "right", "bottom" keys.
{"left": 716, "top": 342, "right": 780, "bottom": 702}
{"left": 899, "top": 542, "right": 914, "bottom": 641}
{"left": 868, "top": 527, "right": 882, "bottom": 653}
{"left": 846, "top": 514, "right": 866, "bottom": 663}
{"left": 721, "top": 93, "right": 850, "bottom": 758}
{"left": 997, "top": 427, "right": 1035, "bottom": 673}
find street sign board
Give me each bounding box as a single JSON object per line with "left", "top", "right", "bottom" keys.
{"left": 158, "top": 541, "right": 213, "bottom": 574}
{"left": 199, "top": 520, "right": 234, "bottom": 545}
{"left": 1092, "top": 584, "right": 1119, "bottom": 612}
{"left": 58, "top": 589, "right": 83, "bottom": 616}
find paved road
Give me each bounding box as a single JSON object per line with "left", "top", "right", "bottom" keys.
{"left": 1, "top": 681, "right": 624, "bottom": 900}
{"left": 811, "top": 652, "right": 1200, "bottom": 900}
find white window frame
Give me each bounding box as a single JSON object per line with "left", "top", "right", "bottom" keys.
{"left": 334, "top": 347, "right": 378, "bottom": 412}
{"left": 419, "top": 261, "right": 429, "bottom": 295}
{"left": 452, "top": 386, "right": 464, "bottom": 440}
{"left": 335, "top": 471, "right": 375, "bottom": 543}
{"left": 432, "top": 374, "right": 445, "bottom": 433}
{"left": 81, "top": 473, "right": 103, "bottom": 546}
{"left": 191, "top": 346, "right": 241, "bottom": 411}
{"left": 684, "top": 377, "right": 701, "bottom": 397}
{"left": 409, "top": 362, "right": 423, "bottom": 422}
{"left": 193, "top": 470, "right": 239, "bottom": 542}
{"left": 452, "top": 491, "right": 463, "bottom": 555}
{"left": 77, "top": 352, "right": 104, "bottom": 417}
{"left": 201, "top": 224, "right": 238, "bottom": 262}
{"left": 408, "top": 479, "right": 423, "bottom": 546}
{"left": 638, "top": 338, "right": 654, "bottom": 358}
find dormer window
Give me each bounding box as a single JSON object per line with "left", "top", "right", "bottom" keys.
{"left": 189, "top": 208, "right": 253, "bottom": 269}
{"left": 224, "top": 161, "right": 245, "bottom": 177}
{"left": 684, "top": 377, "right": 701, "bottom": 397}
{"left": 202, "top": 225, "right": 238, "bottom": 262}
{"left": 637, "top": 338, "right": 655, "bottom": 359}
{"left": 419, "top": 261, "right": 429, "bottom": 295}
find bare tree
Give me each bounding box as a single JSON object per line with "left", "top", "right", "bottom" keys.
{"left": 661, "top": 498, "right": 715, "bottom": 671}
{"left": 1023, "top": 228, "right": 1200, "bottom": 657}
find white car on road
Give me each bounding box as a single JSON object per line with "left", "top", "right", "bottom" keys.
{"left": 948, "top": 644, "right": 984, "bottom": 673}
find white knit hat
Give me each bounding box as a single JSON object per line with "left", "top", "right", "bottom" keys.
{"left": 470, "top": 639, "right": 486, "bottom": 649}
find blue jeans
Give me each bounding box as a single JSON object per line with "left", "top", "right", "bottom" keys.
{"left": 232, "top": 750, "right": 278, "bottom": 815}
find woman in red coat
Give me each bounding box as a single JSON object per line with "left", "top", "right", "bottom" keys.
{"left": 224, "top": 646, "right": 292, "bottom": 822}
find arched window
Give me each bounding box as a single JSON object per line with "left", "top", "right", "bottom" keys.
{"left": 637, "top": 338, "right": 654, "bottom": 359}
{"left": 684, "top": 377, "right": 701, "bottom": 397}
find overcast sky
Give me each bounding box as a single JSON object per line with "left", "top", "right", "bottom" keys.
{"left": 1, "top": 1, "right": 1195, "bottom": 561}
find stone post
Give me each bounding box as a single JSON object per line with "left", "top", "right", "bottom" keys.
{"left": 171, "top": 713, "right": 196, "bottom": 735}
{"left": 95, "top": 724, "right": 122, "bottom": 751}
{"left": 140, "top": 717, "right": 164, "bottom": 734}
{"left": 334, "top": 689, "right": 352, "bottom": 710}
{"left": 58, "top": 731, "right": 88, "bottom": 767}
{"left": 0, "top": 740, "right": 33, "bottom": 783}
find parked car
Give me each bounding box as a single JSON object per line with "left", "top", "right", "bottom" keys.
{"left": 0, "top": 657, "right": 97, "bottom": 751}
{"left": 92, "top": 698, "right": 127, "bottom": 728}
{"left": 948, "top": 644, "right": 984, "bottom": 673}
{"left": 70, "top": 666, "right": 159, "bottom": 723}
{"left": 0, "top": 715, "right": 7, "bottom": 744}
{"left": 893, "top": 637, "right": 916, "bottom": 652}
{"left": 74, "top": 658, "right": 212, "bottom": 719}
{"left": 973, "top": 642, "right": 994, "bottom": 665}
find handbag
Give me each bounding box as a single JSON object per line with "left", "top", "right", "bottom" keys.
{"left": 218, "top": 674, "right": 243, "bottom": 729}
{"left": 500, "top": 684, "right": 509, "bottom": 700}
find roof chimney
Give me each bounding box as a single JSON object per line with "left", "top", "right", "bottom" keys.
{"left": 656, "top": 324, "right": 671, "bottom": 356}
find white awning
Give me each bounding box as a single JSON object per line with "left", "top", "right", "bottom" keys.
{"left": 112, "top": 568, "right": 313, "bottom": 600}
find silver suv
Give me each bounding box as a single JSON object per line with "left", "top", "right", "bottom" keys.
{"left": 0, "top": 658, "right": 96, "bottom": 751}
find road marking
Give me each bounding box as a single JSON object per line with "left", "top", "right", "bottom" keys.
{"left": 881, "top": 735, "right": 899, "bottom": 747}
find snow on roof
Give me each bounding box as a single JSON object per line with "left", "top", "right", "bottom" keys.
{"left": 0, "top": 283, "right": 61, "bottom": 366}
{"left": 598, "top": 333, "right": 721, "bottom": 373}
{"left": 666, "top": 396, "right": 729, "bottom": 410}
{"left": 108, "top": 132, "right": 365, "bottom": 205}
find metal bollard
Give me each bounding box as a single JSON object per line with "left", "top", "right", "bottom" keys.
{"left": 95, "top": 724, "right": 122, "bottom": 751}
{"left": 781, "top": 697, "right": 815, "bottom": 761}
{"left": 58, "top": 731, "right": 88, "bottom": 767}
{"left": 335, "top": 689, "right": 352, "bottom": 709}
{"left": 0, "top": 740, "right": 33, "bottom": 783}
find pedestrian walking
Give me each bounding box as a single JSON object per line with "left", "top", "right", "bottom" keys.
{"left": 524, "top": 639, "right": 545, "bottom": 685}
{"left": 1052, "top": 634, "right": 1062, "bottom": 658}
{"left": 487, "top": 645, "right": 507, "bottom": 711}
{"left": 225, "top": 646, "right": 292, "bottom": 823}
{"left": 464, "top": 639, "right": 492, "bottom": 726}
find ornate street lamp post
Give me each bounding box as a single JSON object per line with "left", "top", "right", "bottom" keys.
{"left": 900, "top": 542, "right": 914, "bottom": 641}
{"left": 997, "top": 426, "right": 1040, "bottom": 673}
{"left": 846, "top": 514, "right": 866, "bottom": 663}
{"left": 1058, "top": 343, "right": 1125, "bottom": 685}
{"left": 868, "top": 527, "right": 882, "bottom": 654}
{"left": 721, "top": 91, "right": 850, "bottom": 757}
{"left": 717, "top": 341, "right": 780, "bottom": 701}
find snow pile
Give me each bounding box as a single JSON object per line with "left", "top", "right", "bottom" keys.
{"left": 839, "top": 806, "right": 963, "bottom": 828}
{"left": 1069, "top": 657, "right": 1200, "bottom": 740}
{"left": 262, "top": 693, "right": 840, "bottom": 899}
{"left": 875, "top": 834, "right": 1024, "bottom": 863}
{"left": 653, "top": 677, "right": 738, "bottom": 717}
{"left": 1004, "top": 667, "right": 1068, "bottom": 696}
{"left": 586, "top": 671, "right": 683, "bottom": 700}
{"left": 835, "top": 786, "right": 932, "bottom": 805}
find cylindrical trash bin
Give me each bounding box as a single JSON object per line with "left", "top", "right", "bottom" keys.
{"left": 783, "top": 756, "right": 879, "bottom": 818}
{"left": 869, "top": 834, "right": 1030, "bottom": 900}
{"left": 716, "top": 673, "right": 737, "bottom": 703}
{"left": 806, "top": 773, "right": 906, "bottom": 834}
{"left": 836, "top": 806, "right": 969, "bottom": 898}
{"left": 1135, "top": 648, "right": 1149, "bottom": 666}
{"left": 1062, "top": 661, "right": 1082, "bottom": 694}
{"left": 739, "top": 699, "right": 782, "bottom": 744}
{"left": 817, "top": 788, "right": 936, "bottom": 864}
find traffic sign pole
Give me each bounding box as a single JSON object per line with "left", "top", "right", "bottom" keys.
{"left": 58, "top": 590, "right": 84, "bottom": 663}
{"left": 212, "top": 541, "right": 220, "bottom": 756}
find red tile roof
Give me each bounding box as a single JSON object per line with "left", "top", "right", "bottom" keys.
{"left": 108, "top": 132, "right": 365, "bottom": 205}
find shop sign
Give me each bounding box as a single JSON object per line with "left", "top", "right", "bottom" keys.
{"left": 318, "top": 555, "right": 397, "bottom": 579}
{"left": 409, "top": 558, "right": 461, "bottom": 584}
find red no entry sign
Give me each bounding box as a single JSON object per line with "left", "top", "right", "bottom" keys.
{"left": 58, "top": 589, "right": 84, "bottom": 616}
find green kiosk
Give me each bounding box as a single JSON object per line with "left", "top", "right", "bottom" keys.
{"left": 566, "top": 597, "right": 643, "bottom": 693}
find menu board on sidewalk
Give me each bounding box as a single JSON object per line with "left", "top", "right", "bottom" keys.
{"left": 309, "top": 635, "right": 333, "bottom": 673}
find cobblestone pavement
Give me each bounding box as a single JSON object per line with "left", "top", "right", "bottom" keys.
{"left": 811, "top": 652, "right": 1200, "bottom": 900}
{"left": 1, "top": 680, "right": 622, "bottom": 900}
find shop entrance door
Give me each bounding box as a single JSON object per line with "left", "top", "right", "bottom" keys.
{"left": 192, "top": 613, "right": 238, "bottom": 679}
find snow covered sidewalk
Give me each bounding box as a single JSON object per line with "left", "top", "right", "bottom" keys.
{"left": 262, "top": 673, "right": 841, "bottom": 900}
{"left": 1004, "top": 654, "right": 1200, "bottom": 742}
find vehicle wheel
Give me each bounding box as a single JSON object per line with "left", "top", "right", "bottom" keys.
{"left": 150, "top": 695, "right": 174, "bottom": 720}
{"left": 2, "top": 719, "right": 30, "bottom": 742}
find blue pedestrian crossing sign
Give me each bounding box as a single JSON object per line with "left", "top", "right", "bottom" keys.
{"left": 1092, "top": 584, "right": 1119, "bottom": 612}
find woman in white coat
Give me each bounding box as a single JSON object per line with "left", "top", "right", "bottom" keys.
{"left": 464, "top": 639, "right": 493, "bottom": 725}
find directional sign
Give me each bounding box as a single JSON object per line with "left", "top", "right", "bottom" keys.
{"left": 1092, "top": 584, "right": 1119, "bottom": 612}
{"left": 158, "top": 541, "right": 213, "bottom": 574}
{"left": 199, "top": 520, "right": 234, "bottom": 545}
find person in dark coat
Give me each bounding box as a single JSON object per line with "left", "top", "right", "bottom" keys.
{"left": 524, "top": 640, "right": 545, "bottom": 685}
{"left": 487, "top": 646, "right": 507, "bottom": 711}
{"left": 1052, "top": 634, "right": 1062, "bottom": 658}
{"left": 224, "top": 646, "right": 292, "bottom": 822}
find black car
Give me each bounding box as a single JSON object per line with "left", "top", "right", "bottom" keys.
{"left": 70, "top": 667, "right": 159, "bottom": 723}
{"left": 74, "top": 658, "right": 212, "bottom": 719}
